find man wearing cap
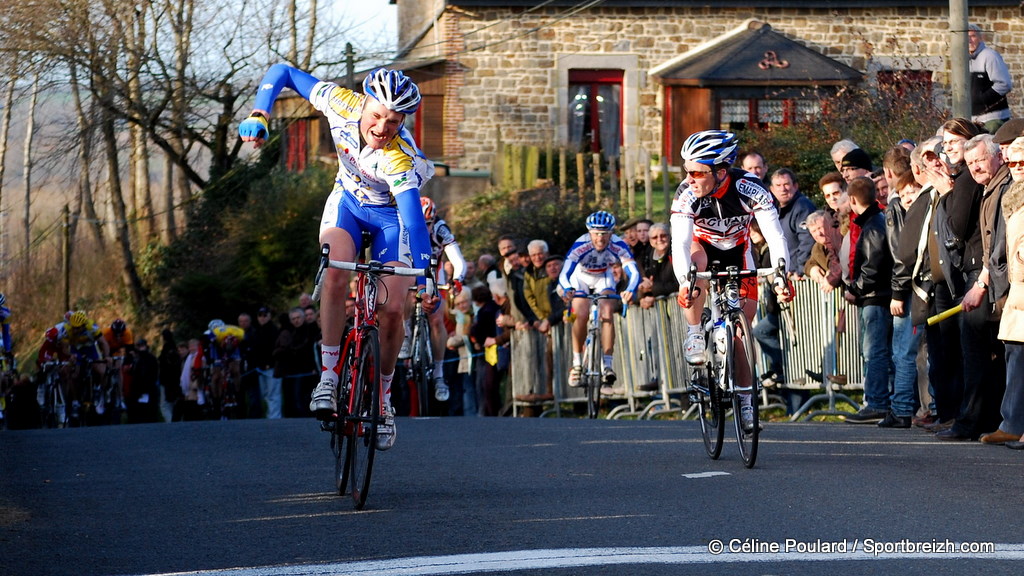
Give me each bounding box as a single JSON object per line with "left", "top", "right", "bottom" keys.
{"left": 993, "top": 118, "right": 1024, "bottom": 158}
{"left": 968, "top": 23, "right": 1013, "bottom": 134}
{"left": 840, "top": 148, "right": 874, "bottom": 183}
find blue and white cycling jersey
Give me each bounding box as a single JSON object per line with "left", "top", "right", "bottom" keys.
{"left": 559, "top": 233, "right": 640, "bottom": 295}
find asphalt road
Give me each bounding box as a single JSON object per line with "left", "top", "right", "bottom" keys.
{"left": 2, "top": 416, "right": 1022, "bottom": 576}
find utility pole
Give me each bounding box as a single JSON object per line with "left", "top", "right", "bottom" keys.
{"left": 949, "top": 0, "right": 970, "bottom": 119}
{"left": 346, "top": 43, "right": 355, "bottom": 90}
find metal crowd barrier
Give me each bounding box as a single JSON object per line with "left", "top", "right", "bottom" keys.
{"left": 507, "top": 280, "right": 866, "bottom": 420}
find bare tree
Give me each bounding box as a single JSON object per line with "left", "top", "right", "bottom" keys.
{"left": 68, "top": 61, "right": 105, "bottom": 250}
{"left": 21, "top": 70, "right": 39, "bottom": 273}
{"left": 0, "top": 73, "right": 15, "bottom": 279}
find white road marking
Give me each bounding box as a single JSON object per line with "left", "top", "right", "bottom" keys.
{"left": 682, "top": 471, "right": 731, "bottom": 479}
{"left": 136, "top": 544, "right": 1024, "bottom": 576}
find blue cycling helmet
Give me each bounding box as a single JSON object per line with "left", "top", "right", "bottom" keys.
{"left": 208, "top": 319, "right": 225, "bottom": 332}
{"left": 0, "top": 293, "right": 5, "bottom": 307}
{"left": 680, "top": 130, "right": 739, "bottom": 168}
{"left": 586, "top": 210, "right": 616, "bottom": 232}
{"left": 362, "top": 68, "right": 421, "bottom": 114}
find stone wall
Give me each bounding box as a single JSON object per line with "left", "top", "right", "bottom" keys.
{"left": 402, "top": 5, "right": 1024, "bottom": 172}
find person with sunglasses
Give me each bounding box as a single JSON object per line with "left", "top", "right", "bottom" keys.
{"left": 670, "top": 130, "right": 793, "bottom": 362}
{"left": 671, "top": 130, "right": 793, "bottom": 431}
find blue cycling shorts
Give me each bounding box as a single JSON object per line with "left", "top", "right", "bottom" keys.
{"left": 320, "top": 191, "right": 412, "bottom": 265}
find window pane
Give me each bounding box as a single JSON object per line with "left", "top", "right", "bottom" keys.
{"left": 794, "top": 100, "right": 820, "bottom": 123}
{"left": 758, "top": 100, "right": 784, "bottom": 124}
{"left": 721, "top": 99, "right": 748, "bottom": 124}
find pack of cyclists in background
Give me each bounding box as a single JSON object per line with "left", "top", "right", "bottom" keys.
{"left": 239, "top": 64, "right": 435, "bottom": 451}
{"left": 558, "top": 210, "right": 640, "bottom": 388}
{"left": 401, "top": 196, "right": 468, "bottom": 402}
{"left": 670, "top": 129, "right": 793, "bottom": 431}
{"left": 203, "top": 319, "right": 246, "bottom": 416}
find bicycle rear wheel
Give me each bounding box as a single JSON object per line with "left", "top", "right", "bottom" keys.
{"left": 729, "top": 313, "right": 760, "bottom": 468}
{"left": 349, "top": 329, "right": 381, "bottom": 510}
{"left": 411, "top": 315, "right": 432, "bottom": 416}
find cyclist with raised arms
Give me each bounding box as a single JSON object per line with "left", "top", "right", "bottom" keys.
{"left": 239, "top": 64, "right": 434, "bottom": 450}
{"left": 558, "top": 211, "right": 640, "bottom": 387}
{"left": 671, "top": 130, "right": 793, "bottom": 429}
{"left": 415, "top": 196, "right": 467, "bottom": 402}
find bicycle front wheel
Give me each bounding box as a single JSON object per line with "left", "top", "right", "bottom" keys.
{"left": 696, "top": 348, "right": 725, "bottom": 459}
{"left": 349, "top": 329, "right": 381, "bottom": 510}
{"left": 333, "top": 338, "right": 357, "bottom": 495}
{"left": 729, "top": 313, "right": 760, "bottom": 468}
{"left": 584, "top": 338, "right": 601, "bottom": 419}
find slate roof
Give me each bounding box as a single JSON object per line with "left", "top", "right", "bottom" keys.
{"left": 650, "top": 20, "right": 863, "bottom": 87}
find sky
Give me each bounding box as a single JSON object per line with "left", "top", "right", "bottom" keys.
{"left": 335, "top": 0, "right": 398, "bottom": 58}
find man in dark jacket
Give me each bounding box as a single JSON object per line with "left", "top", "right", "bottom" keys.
{"left": 842, "top": 177, "right": 894, "bottom": 424}
{"left": 769, "top": 168, "right": 816, "bottom": 275}
{"left": 128, "top": 338, "right": 160, "bottom": 423}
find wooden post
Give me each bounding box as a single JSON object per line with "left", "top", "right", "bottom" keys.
{"left": 545, "top": 138, "right": 554, "bottom": 183}
{"left": 576, "top": 152, "right": 586, "bottom": 208}
{"left": 526, "top": 145, "right": 540, "bottom": 187}
{"left": 559, "top": 147, "right": 568, "bottom": 200}
{"left": 592, "top": 152, "right": 602, "bottom": 203}
{"left": 625, "top": 147, "right": 636, "bottom": 217}
{"left": 661, "top": 155, "right": 672, "bottom": 217}
{"left": 643, "top": 147, "right": 654, "bottom": 219}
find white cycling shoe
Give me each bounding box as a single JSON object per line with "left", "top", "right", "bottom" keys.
{"left": 376, "top": 405, "right": 397, "bottom": 451}
{"left": 309, "top": 379, "right": 337, "bottom": 419}
{"left": 684, "top": 332, "right": 706, "bottom": 365}
{"left": 433, "top": 377, "right": 450, "bottom": 402}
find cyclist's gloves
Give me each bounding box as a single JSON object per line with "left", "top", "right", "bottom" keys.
{"left": 238, "top": 111, "right": 269, "bottom": 141}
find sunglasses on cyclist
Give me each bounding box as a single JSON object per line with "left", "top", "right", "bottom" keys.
{"left": 686, "top": 169, "right": 714, "bottom": 179}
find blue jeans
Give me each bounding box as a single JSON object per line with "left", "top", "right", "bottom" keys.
{"left": 860, "top": 305, "right": 893, "bottom": 412}
{"left": 461, "top": 370, "right": 478, "bottom": 417}
{"left": 752, "top": 312, "right": 784, "bottom": 379}
{"left": 258, "top": 368, "right": 283, "bottom": 419}
{"left": 889, "top": 314, "right": 921, "bottom": 417}
{"left": 999, "top": 343, "right": 1024, "bottom": 436}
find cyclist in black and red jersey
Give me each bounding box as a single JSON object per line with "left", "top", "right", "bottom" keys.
{"left": 671, "top": 130, "right": 793, "bottom": 429}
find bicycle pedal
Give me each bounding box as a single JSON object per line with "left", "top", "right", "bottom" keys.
{"left": 320, "top": 421, "right": 336, "bottom": 433}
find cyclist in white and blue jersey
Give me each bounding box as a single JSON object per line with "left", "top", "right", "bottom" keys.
{"left": 239, "top": 65, "right": 435, "bottom": 450}
{"left": 558, "top": 211, "right": 640, "bottom": 387}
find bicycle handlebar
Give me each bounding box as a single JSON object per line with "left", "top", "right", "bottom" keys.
{"left": 312, "top": 243, "right": 430, "bottom": 301}
{"left": 684, "top": 258, "right": 789, "bottom": 302}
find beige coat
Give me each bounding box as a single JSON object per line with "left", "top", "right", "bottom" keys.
{"left": 999, "top": 181, "right": 1024, "bottom": 343}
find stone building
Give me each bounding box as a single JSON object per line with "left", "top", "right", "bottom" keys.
{"left": 390, "top": 0, "right": 1022, "bottom": 171}
{"left": 278, "top": 0, "right": 1023, "bottom": 186}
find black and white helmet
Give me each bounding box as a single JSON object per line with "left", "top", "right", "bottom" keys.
{"left": 680, "top": 130, "right": 739, "bottom": 168}
{"left": 362, "top": 68, "right": 421, "bottom": 115}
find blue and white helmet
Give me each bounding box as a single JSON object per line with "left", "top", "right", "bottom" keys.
{"left": 208, "top": 319, "right": 225, "bottom": 332}
{"left": 362, "top": 68, "right": 421, "bottom": 114}
{"left": 586, "top": 210, "right": 616, "bottom": 232}
{"left": 0, "top": 292, "right": 5, "bottom": 307}
{"left": 680, "top": 130, "right": 739, "bottom": 168}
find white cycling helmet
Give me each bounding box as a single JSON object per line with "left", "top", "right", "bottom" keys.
{"left": 680, "top": 130, "right": 739, "bottom": 168}
{"left": 362, "top": 68, "right": 421, "bottom": 115}
{"left": 208, "top": 319, "right": 226, "bottom": 332}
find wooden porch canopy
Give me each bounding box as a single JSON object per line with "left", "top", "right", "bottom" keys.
{"left": 650, "top": 19, "right": 863, "bottom": 88}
